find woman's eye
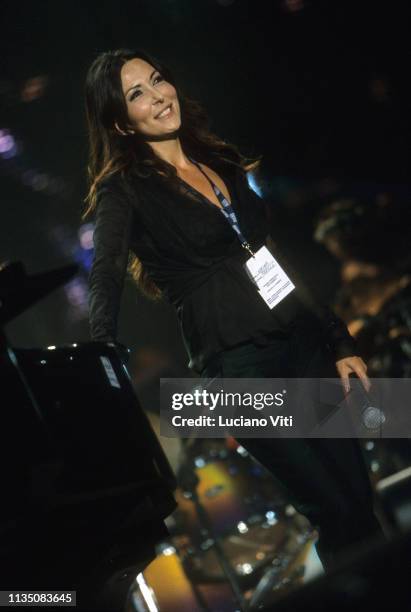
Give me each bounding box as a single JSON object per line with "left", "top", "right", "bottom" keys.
{"left": 129, "top": 75, "right": 164, "bottom": 101}
{"left": 130, "top": 89, "right": 141, "bottom": 101}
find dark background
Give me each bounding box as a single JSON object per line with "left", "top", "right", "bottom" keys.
{"left": 1, "top": 0, "right": 410, "bottom": 381}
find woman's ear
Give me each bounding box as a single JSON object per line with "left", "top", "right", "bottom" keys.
{"left": 114, "top": 121, "right": 134, "bottom": 136}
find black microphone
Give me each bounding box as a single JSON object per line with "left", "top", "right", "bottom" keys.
{"left": 355, "top": 382, "right": 386, "bottom": 431}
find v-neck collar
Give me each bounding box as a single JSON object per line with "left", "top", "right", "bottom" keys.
{"left": 175, "top": 160, "right": 233, "bottom": 210}
{"left": 175, "top": 175, "right": 229, "bottom": 210}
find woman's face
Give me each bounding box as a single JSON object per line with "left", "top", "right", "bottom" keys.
{"left": 119, "top": 57, "right": 181, "bottom": 139}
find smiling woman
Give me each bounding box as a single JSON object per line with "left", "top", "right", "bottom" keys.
{"left": 82, "top": 47, "right": 259, "bottom": 301}
{"left": 116, "top": 58, "right": 181, "bottom": 138}
{"left": 83, "top": 47, "right": 385, "bottom": 574}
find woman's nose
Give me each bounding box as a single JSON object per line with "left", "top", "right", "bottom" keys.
{"left": 151, "top": 88, "right": 164, "bottom": 103}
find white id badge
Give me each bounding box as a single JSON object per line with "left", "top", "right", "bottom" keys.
{"left": 244, "top": 245, "right": 295, "bottom": 309}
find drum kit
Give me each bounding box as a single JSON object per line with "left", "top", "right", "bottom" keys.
{"left": 129, "top": 438, "right": 320, "bottom": 612}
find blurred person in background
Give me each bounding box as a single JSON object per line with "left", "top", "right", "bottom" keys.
{"left": 83, "top": 48, "right": 386, "bottom": 571}
{"left": 314, "top": 196, "right": 411, "bottom": 475}
{"left": 314, "top": 197, "right": 411, "bottom": 375}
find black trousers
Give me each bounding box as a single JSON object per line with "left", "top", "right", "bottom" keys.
{"left": 200, "top": 320, "right": 386, "bottom": 571}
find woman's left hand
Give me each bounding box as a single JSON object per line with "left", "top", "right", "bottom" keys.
{"left": 336, "top": 355, "right": 371, "bottom": 395}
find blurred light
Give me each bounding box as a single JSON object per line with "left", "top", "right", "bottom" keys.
{"left": 0, "top": 129, "right": 18, "bottom": 159}
{"left": 371, "top": 460, "right": 380, "bottom": 473}
{"left": 200, "top": 538, "right": 214, "bottom": 550}
{"left": 31, "top": 173, "right": 50, "bottom": 192}
{"left": 45, "top": 177, "right": 67, "bottom": 196}
{"left": 265, "top": 510, "right": 278, "bottom": 525}
{"left": 237, "top": 563, "right": 253, "bottom": 575}
{"left": 47, "top": 346, "right": 56, "bottom": 350}
{"left": 135, "top": 573, "right": 159, "bottom": 612}
{"left": 247, "top": 172, "right": 263, "bottom": 197}
{"left": 195, "top": 457, "right": 206, "bottom": 468}
{"left": 237, "top": 521, "right": 249, "bottom": 534}
{"left": 64, "top": 277, "right": 89, "bottom": 322}
{"left": 21, "top": 170, "right": 54, "bottom": 193}
{"left": 64, "top": 277, "right": 88, "bottom": 310}
{"left": 0, "top": 126, "right": 70, "bottom": 199}
{"left": 78, "top": 224, "right": 94, "bottom": 250}
{"left": 75, "top": 245, "right": 93, "bottom": 272}
{"left": 22, "top": 169, "right": 38, "bottom": 186}
{"left": 20, "top": 75, "right": 48, "bottom": 103}
{"left": 283, "top": 0, "right": 305, "bottom": 13}
{"left": 120, "top": 363, "right": 130, "bottom": 380}
{"left": 162, "top": 546, "right": 176, "bottom": 556}
{"left": 365, "top": 441, "right": 375, "bottom": 451}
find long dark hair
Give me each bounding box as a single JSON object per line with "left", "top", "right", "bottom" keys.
{"left": 83, "top": 48, "right": 262, "bottom": 299}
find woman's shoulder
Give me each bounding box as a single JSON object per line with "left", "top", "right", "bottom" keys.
{"left": 97, "top": 171, "right": 130, "bottom": 195}
{"left": 97, "top": 169, "right": 154, "bottom": 203}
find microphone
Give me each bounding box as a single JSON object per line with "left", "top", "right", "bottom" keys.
{"left": 355, "top": 382, "right": 386, "bottom": 431}
{"left": 362, "top": 403, "right": 386, "bottom": 430}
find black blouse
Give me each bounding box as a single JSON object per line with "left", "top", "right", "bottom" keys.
{"left": 88, "top": 157, "right": 358, "bottom": 374}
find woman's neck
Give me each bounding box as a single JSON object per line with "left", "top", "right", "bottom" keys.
{"left": 147, "top": 137, "right": 192, "bottom": 171}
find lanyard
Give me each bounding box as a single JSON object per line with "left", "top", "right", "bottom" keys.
{"left": 188, "top": 157, "right": 255, "bottom": 257}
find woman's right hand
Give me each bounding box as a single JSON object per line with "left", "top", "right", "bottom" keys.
{"left": 336, "top": 355, "right": 370, "bottom": 394}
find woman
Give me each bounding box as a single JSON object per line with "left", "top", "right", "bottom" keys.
{"left": 84, "top": 48, "right": 385, "bottom": 571}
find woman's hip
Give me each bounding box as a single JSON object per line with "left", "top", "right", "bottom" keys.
{"left": 201, "top": 324, "right": 336, "bottom": 379}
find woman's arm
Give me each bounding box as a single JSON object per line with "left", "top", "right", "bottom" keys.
{"left": 88, "top": 182, "right": 133, "bottom": 342}
{"left": 241, "top": 171, "right": 370, "bottom": 389}
{"left": 264, "top": 234, "right": 358, "bottom": 355}
{"left": 240, "top": 173, "right": 359, "bottom": 362}
{"left": 265, "top": 236, "right": 370, "bottom": 390}
{"left": 317, "top": 304, "right": 358, "bottom": 361}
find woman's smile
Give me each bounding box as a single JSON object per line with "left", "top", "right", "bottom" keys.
{"left": 155, "top": 103, "right": 173, "bottom": 119}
